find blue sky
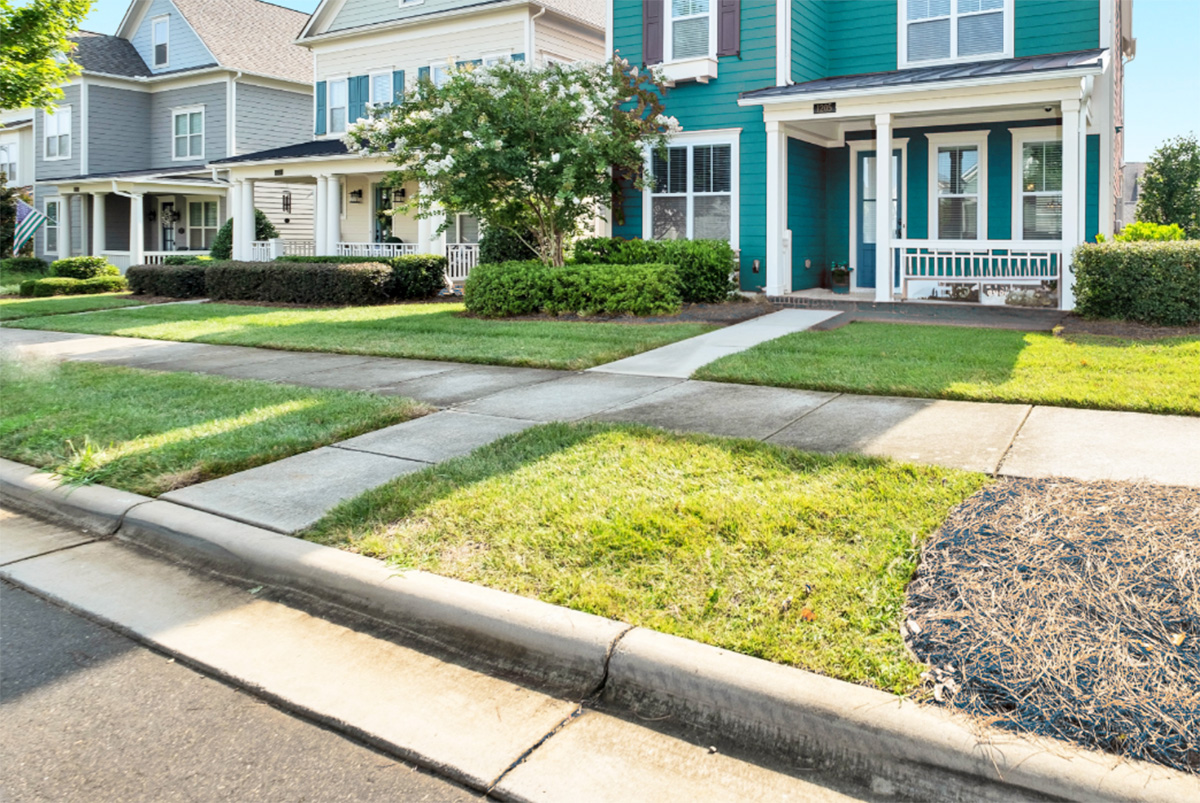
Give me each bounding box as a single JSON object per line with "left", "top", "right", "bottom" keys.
{"left": 79, "top": 0, "right": 1198, "bottom": 162}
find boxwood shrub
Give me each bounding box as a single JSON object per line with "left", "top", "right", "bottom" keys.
{"left": 206, "top": 261, "right": 392, "bottom": 306}
{"left": 2, "top": 256, "right": 49, "bottom": 274}
{"left": 572, "top": 237, "right": 736, "bottom": 303}
{"left": 276, "top": 254, "right": 446, "bottom": 299}
{"left": 1073, "top": 241, "right": 1200, "bottom": 326}
{"left": 19, "top": 275, "right": 128, "bottom": 297}
{"left": 49, "top": 256, "right": 119, "bottom": 279}
{"left": 127, "top": 264, "right": 209, "bottom": 298}
{"left": 465, "top": 260, "right": 681, "bottom": 318}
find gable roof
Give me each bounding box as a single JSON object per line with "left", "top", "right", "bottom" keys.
{"left": 300, "top": 0, "right": 602, "bottom": 41}
{"left": 71, "top": 30, "right": 153, "bottom": 78}
{"left": 170, "top": 0, "right": 312, "bottom": 84}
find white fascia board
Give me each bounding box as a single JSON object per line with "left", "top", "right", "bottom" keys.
{"left": 208, "top": 153, "right": 394, "bottom": 174}
{"left": 297, "top": 0, "right": 526, "bottom": 47}
{"left": 81, "top": 67, "right": 309, "bottom": 92}
{"left": 299, "top": 0, "right": 349, "bottom": 41}
{"left": 310, "top": 5, "right": 527, "bottom": 56}
{"left": 116, "top": 0, "right": 151, "bottom": 40}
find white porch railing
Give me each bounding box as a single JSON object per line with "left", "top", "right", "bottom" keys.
{"left": 250, "top": 241, "right": 273, "bottom": 262}
{"left": 102, "top": 251, "right": 131, "bottom": 272}
{"left": 282, "top": 239, "right": 316, "bottom": 257}
{"left": 895, "top": 240, "right": 1062, "bottom": 299}
{"left": 336, "top": 242, "right": 418, "bottom": 258}
{"left": 446, "top": 243, "right": 480, "bottom": 283}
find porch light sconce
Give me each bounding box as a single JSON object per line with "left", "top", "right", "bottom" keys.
{"left": 752, "top": 259, "right": 760, "bottom": 273}
{"left": 349, "top": 189, "right": 364, "bottom": 204}
{"left": 177, "top": 227, "right": 185, "bottom": 235}
{"left": 392, "top": 188, "right": 407, "bottom": 202}
{"left": 148, "top": 211, "right": 157, "bottom": 222}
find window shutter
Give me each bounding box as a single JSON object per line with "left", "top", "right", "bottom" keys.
{"left": 510, "top": 53, "right": 525, "bottom": 62}
{"left": 717, "top": 0, "right": 740, "bottom": 57}
{"left": 349, "top": 75, "right": 369, "bottom": 122}
{"left": 643, "top": 0, "right": 664, "bottom": 66}
{"left": 418, "top": 66, "right": 431, "bottom": 82}
{"left": 392, "top": 70, "right": 405, "bottom": 104}
{"left": 314, "top": 81, "right": 327, "bottom": 136}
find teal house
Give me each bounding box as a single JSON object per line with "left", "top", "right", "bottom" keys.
{"left": 610, "top": 0, "right": 1136, "bottom": 310}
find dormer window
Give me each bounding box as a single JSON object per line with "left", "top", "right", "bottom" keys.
{"left": 152, "top": 16, "right": 169, "bottom": 67}
{"left": 669, "top": 0, "right": 712, "bottom": 61}
{"left": 900, "top": 0, "right": 1011, "bottom": 67}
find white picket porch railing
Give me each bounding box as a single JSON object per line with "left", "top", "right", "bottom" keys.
{"left": 446, "top": 243, "right": 480, "bottom": 283}
{"left": 336, "top": 242, "right": 417, "bottom": 258}
{"left": 250, "top": 241, "right": 274, "bottom": 262}
{"left": 894, "top": 240, "right": 1063, "bottom": 299}
{"left": 282, "top": 240, "right": 316, "bottom": 257}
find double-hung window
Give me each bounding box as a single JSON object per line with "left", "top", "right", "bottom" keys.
{"left": 44, "top": 106, "right": 71, "bottom": 160}
{"left": 446, "top": 213, "right": 480, "bottom": 244}
{"left": 44, "top": 200, "right": 60, "bottom": 253}
{"left": 1014, "top": 131, "right": 1063, "bottom": 241}
{"left": 669, "top": 0, "right": 712, "bottom": 61}
{"left": 173, "top": 107, "right": 203, "bottom": 160}
{"left": 0, "top": 144, "right": 16, "bottom": 184}
{"left": 152, "top": 16, "right": 169, "bottom": 67}
{"left": 649, "top": 141, "right": 734, "bottom": 242}
{"left": 429, "top": 62, "right": 451, "bottom": 88}
{"left": 188, "top": 201, "right": 219, "bottom": 249}
{"left": 903, "top": 0, "right": 1008, "bottom": 66}
{"left": 328, "top": 78, "right": 348, "bottom": 134}
{"left": 929, "top": 133, "right": 986, "bottom": 240}
{"left": 369, "top": 72, "right": 392, "bottom": 108}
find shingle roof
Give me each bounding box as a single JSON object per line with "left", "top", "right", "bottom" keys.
{"left": 172, "top": 0, "right": 312, "bottom": 84}
{"left": 741, "top": 49, "right": 1107, "bottom": 102}
{"left": 210, "top": 138, "right": 349, "bottom": 165}
{"left": 70, "top": 30, "right": 152, "bottom": 78}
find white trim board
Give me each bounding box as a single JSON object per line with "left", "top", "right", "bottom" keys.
{"left": 640, "top": 128, "right": 742, "bottom": 252}
{"left": 847, "top": 138, "right": 909, "bottom": 278}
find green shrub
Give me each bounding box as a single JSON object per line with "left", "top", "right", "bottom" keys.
{"left": 464, "top": 260, "right": 680, "bottom": 318}
{"left": 163, "top": 254, "right": 213, "bottom": 266}
{"left": 209, "top": 209, "right": 279, "bottom": 260}
{"left": 276, "top": 254, "right": 446, "bottom": 299}
{"left": 572, "top": 237, "right": 735, "bottom": 302}
{"left": 479, "top": 227, "right": 537, "bottom": 264}
{"left": 206, "top": 261, "right": 392, "bottom": 306}
{"left": 49, "top": 256, "right": 119, "bottom": 279}
{"left": 78, "top": 276, "right": 129, "bottom": 294}
{"left": 1101, "top": 222, "right": 1186, "bottom": 242}
{"left": 1073, "top": 241, "right": 1200, "bottom": 326}
{"left": 18, "top": 275, "right": 127, "bottom": 297}
{"left": 127, "top": 264, "right": 209, "bottom": 298}
{"left": 2, "top": 257, "right": 49, "bottom": 275}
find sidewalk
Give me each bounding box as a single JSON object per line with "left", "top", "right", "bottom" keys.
{"left": 3, "top": 326, "right": 1197, "bottom": 534}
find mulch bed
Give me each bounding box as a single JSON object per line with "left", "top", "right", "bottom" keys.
{"left": 905, "top": 478, "right": 1200, "bottom": 774}
{"left": 1057, "top": 314, "right": 1200, "bottom": 340}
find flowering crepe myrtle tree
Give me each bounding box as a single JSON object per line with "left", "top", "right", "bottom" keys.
{"left": 345, "top": 56, "right": 679, "bottom": 267}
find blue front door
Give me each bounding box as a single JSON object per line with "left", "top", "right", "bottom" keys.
{"left": 856, "top": 150, "right": 902, "bottom": 290}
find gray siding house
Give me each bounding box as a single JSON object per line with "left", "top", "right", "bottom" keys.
{"left": 32, "top": 0, "right": 315, "bottom": 268}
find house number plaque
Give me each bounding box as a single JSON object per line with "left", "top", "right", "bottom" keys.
{"left": 813, "top": 102, "right": 836, "bottom": 114}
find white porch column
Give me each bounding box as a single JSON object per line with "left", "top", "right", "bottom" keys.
{"left": 227, "top": 181, "right": 241, "bottom": 257}
{"left": 874, "top": 113, "right": 894, "bottom": 303}
{"left": 314, "top": 176, "right": 329, "bottom": 255}
{"left": 129, "top": 194, "right": 145, "bottom": 266}
{"left": 764, "top": 119, "right": 789, "bottom": 295}
{"left": 91, "top": 192, "right": 106, "bottom": 255}
{"left": 59, "top": 193, "right": 72, "bottom": 258}
{"left": 1060, "top": 99, "right": 1082, "bottom": 310}
{"left": 325, "top": 175, "right": 342, "bottom": 255}
{"left": 238, "top": 179, "right": 256, "bottom": 260}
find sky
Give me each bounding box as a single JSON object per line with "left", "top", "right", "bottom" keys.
{"left": 77, "top": 0, "right": 1199, "bottom": 162}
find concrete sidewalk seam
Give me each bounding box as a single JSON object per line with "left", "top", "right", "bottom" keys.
{"left": 328, "top": 444, "right": 436, "bottom": 464}
{"left": 758, "top": 391, "right": 846, "bottom": 442}
{"left": 993, "top": 404, "right": 1036, "bottom": 476}
{"left": 485, "top": 704, "right": 588, "bottom": 796}
{"left": 0, "top": 537, "right": 102, "bottom": 568}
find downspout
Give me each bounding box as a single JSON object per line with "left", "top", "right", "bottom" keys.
{"left": 230, "top": 71, "right": 243, "bottom": 156}
{"left": 528, "top": 6, "right": 546, "bottom": 64}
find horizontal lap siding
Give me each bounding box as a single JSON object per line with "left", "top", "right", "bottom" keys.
{"left": 787, "top": 138, "right": 827, "bottom": 289}
{"left": 131, "top": 0, "right": 215, "bottom": 74}
{"left": 534, "top": 14, "right": 605, "bottom": 63}
{"left": 826, "top": 0, "right": 897, "bottom": 77}
{"left": 89, "top": 86, "right": 152, "bottom": 175}
{"left": 34, "top": 84, "right": 81, "bottom": 180}
{"left": 824, "top": 148, "right": 850, "bottom": 265}
{"left": 235, "top": 84, "right": 313, "bottom": 155}
{"left": 105, "top": 193, "right": 131, "bottom": 251}
{"left": 328, "top": 0, "right": 486, "bottom": 32}
{"left": 149, "top": 82, "right": 227, "bottom": 169}
{"left": 1014, "top": 0, "right": 1099, "bottom": 57}
{"left": 792, "top": 0, "right": 828, "bottom": 82}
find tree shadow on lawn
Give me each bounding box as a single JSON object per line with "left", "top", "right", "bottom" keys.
{"left": 306, "top": 421, "right": 990, "bottom": 694}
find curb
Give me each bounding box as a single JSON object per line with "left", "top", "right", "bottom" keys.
{"left": 3, "top": 459, "right": 1196, "bottom": 802}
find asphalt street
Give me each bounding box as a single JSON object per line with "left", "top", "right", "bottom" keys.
{"left": 0, "top": 580, "right": 477, "bottom": 802}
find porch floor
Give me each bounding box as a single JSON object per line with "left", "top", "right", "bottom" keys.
{"left": 766, "top": 291, "right": 1068, "bottom": 332}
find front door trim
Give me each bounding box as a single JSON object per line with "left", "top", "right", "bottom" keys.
{"left": 848, "top": 137, "right": 908, "bottom": 291}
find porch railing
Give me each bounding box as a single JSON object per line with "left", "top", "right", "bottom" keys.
{"left": 336, "top": 242, "right": 417, "bottom": 258}
{"left": 894, "top": 240, "right": 1062, "bottom": 299}
{"left": 446, "top": 243, "right": 480, "bottom": 283}
{"left": 250, "top": 241, "right": 274, "bottom": 262}
{"left": 282, "top": 239, "right": 316, "bottom": 257}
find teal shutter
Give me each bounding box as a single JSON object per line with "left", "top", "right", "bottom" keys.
{"left": 418, "top": 66, "right": 430, "bottom": 83}
{"left": 348, "top": 75, "right": 369, "bottom": 122}
{"left": 511, "top": 52, "right": 525, "bottom": 62}
{"left": 392, "top": 70, "right": 405, "bottom": 104}
{"left": 314, "top": 81, "right": 327, "bottom": 135}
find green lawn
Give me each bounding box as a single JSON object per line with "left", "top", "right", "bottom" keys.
{"left": 0, "top": 268, "right": 45, "bottom": 296}
{"left": 309, "top": 422, "right": 988, "bottom": 694}
{"left": 4, "top": 301, "right": 717, "bottom": 370}
{"left": 0, "top": 293, "right": 146, "bottom": 321}
{"left": 0, "top": 360, "right": 430, "bottom": 496}
{"left": 695, "top": 322, "right": 1200, "bottom": 416}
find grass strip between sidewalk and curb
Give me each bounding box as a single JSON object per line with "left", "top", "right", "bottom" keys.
{"left": 307, "top": 421, "right": 989, "bottom": 694}
{"left": 694, "top": 322, "right": 1200, "bottom": 416}
{"left": 0, "top": 293, "right": 146, "bottom": 321}
{"left": 0, "top": 359, "right": 430, "bottom": 496}
{"left": 2, "top": 301, "right": 718, "bottom": 371}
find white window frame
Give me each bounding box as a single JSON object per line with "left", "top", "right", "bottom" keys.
{"left": 152, "top": 15, "right": 170, "bottom": 68}
{"left": 927, "top": 130, "right": 988, "bottom": 242}
{"left": 445, "top": 213, "right": 481, "bottom": 245}
{"left": 481, "top": 52, "right": 514, "bottom": 67}
{"left": 1011, "top": 125, "right": 1064, "bottom": 243}
{"left": 641, "top": 128, "right": 740, "bottom": 250}
{"left": 0, "top": 142, "right": 16, "bottom": 184}
{"left": 186, "top": 198, "right": 220, "bottom": 250}
{"left": 43, "top": 105, "right": 71, "bottom": 161}
{"left": 44, "top": 198, "right": 61, "bottom": 254}
{"left": 664, "top": 0, "right": 718, "bottom": 64}
{"left": 327, "top": 77, "right": 349, "bottom": 134}
{"left": 368, "top": 71, "right": 393, "bottom": 108}
{"left": 172, "top": 105, "right": 205, "bottom": 161}
{"left": 898, "top": 0, "right": 1013, "bottom": 69}
{"left": 427, "top": 61, "right": 451, "bottom": 88}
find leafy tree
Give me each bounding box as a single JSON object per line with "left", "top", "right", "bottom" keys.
{"left": 1136, "top": 133, "right": 1200, "bottom": 239}
{"left": 347, "top": 57, "right": 678, "bottom": 266}
{"left": 209, "top": 209, "right": 279, "bottom": 260}
{"left": 1, "top": 0, "right": 92, "bottom": 111}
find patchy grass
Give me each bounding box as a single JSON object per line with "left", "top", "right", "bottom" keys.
{"left": 695, "top": 322, "right": 1200, "bottom": 416}
{"left": 309, "top": 422, "right": 988, "bottom": 694}
{"left": 0, "top": 267, "right": 46, "bottom": 296}
{"left": 0, "top": 293, "right": 145, "bottom": 321}
{"left": 4, "top": 301, "right": 717, "bottom": 370}
{"left": 0, "top": 359, "right": 429, "bottom": 496}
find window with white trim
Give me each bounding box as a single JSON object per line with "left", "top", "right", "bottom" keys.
{"left": 650, "top": 143, "right": 732, "bottom": 241}
{"left": 935, "top": 144, "right": 981, "bottom": 239}
{"left": 45, "top": 200, "right": 60, "bottom": 252}
{"left": 328, "top": 78, "right": 348, "bottom": 134}
{"left": 0, "top": 144, "right": 16, "bottom": 184}
{"left": 44, "top": 106, "right": 71, "bottom": 160}
{"left": 173, "top": 108, "right": 204, "bottom": 160}
{"left": 669, "top": 0, "right": 712, "bottom": 61}
{"left": 429, "top": 62, "right": 450, "bottom": 88}
{"left": 188, "top": 201, "right": 219, "bottom": 249}
{"left": 369, "top": 72, "right": 392, "bottom": 108}
{"left": 482, "top": 53, "right": 513, "bottom": 67}
{"left": 1019, "top": 140, "right": 1063, "bottom": 240}
{"left": 903, "top": 0, "right": 1008, "bottom": 65}
{"left": 152, "top": 16, "right": 169, "bottom": 66}
{"left": 446, "top": 213, "right": 480, "bottom": 244}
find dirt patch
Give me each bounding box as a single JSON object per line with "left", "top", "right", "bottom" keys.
{"left": 905, "top": 478, "right": 1200, "bottom": 774}
{"left": 467, "top": 299, "right": 778, "bottom": 326}
{"left": 1057, "top": 314, "right": 1200, "bottom": 340}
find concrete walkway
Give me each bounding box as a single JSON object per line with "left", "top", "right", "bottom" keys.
{"left": 3, "top": 327, "right": 1198, "bottom": 533}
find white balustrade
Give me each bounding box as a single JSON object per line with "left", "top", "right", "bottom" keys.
{"left": 336, "top": 242, "right": 418, "bottom": 258}
{"left": 249, "top": 241, "right": 273, "bottom": 262}
{"left": 282, "top": 240, "right": 316, "bottom": 257}
{"left": 446, "top": 243, "right": 480, "bottom": 283}
{"left": 894, "top": 240, "right": 1063, "bottom": 300}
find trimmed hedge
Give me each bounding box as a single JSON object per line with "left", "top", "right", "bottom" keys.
{"left": 276, "top": 254, "right": 446, "bottom": 299}
{"left": 1073, "top": 241, "right": 1200, "bottom": 326}
{"left": 572, "top": 237, "right": 736, "bottom": 303}
{"left": 465, "top": 260, "right": 681, "bottom": 318}
{"left": 206, "top": 261, "right": 392, "bottom": 306}
{"left": 49, "top": 256, "right": 119, "bottom": 279}
{"left": 479, "top": 227, "right": 537, "bottom": 264}
{"left": 127, "top": 264, "right": 209, "bottom": 298}
{"left": 19, "top": 275, "right": 128, "bottom": 297}
{"left": 2, "top": 256, "right": 48, "bottom": 274}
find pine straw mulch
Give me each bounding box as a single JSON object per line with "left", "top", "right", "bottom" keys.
{"left": 904, "top": 478, "right": 1200, "bottom": 774}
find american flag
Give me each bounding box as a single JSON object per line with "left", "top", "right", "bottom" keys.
{"left": 14, "top": 199, "right": 50, "bottom": 254}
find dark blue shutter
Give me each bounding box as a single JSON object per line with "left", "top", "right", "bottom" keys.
{"left": 643, "top": 1, "right": 664, "bottom": 66}
{"left": 392, "top": 70, "right": 405, "bottom": 103}
{"left": 717, "top": 0, "right": 740, "bottom": 57}
{"left": 314, "top": 81, "right": 327, "bottom": 135}
{"left": 348, "top": 75, "right": 369, "bottom": 122}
